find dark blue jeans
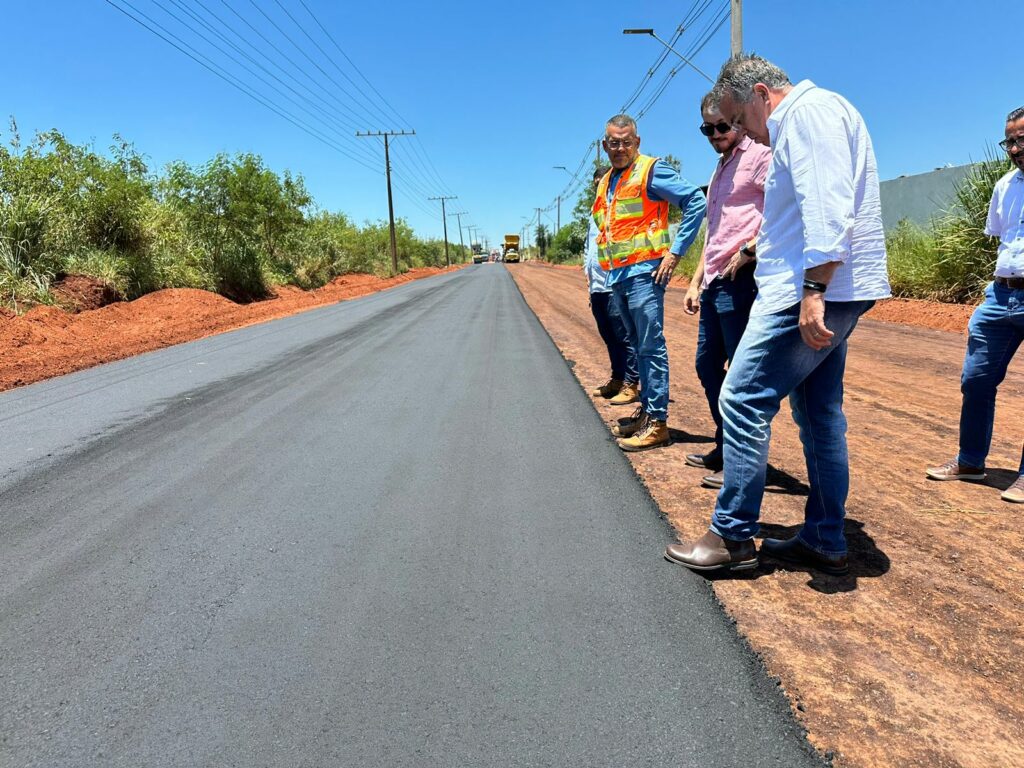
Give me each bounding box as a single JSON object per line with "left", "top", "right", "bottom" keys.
{"left": 711, "top": 299, "right": 875, "bottom": 556}
{"left": 590, "top": 291, "right": 638, "bottom": 383}
{"left": 957, "top": 281, "right": 1024, "bottom": 474}
{"left": 695, "top": 269, "right": 757, "bottom": 455}
{"left": 612, "top": 273, "right": 669, "bottom": 421}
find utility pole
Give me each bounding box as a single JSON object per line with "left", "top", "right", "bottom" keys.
{"left": 534, "top": 207, "right": 543, "bottom": 261}
{"left": 448, "top": 211, "right": 468, "bottom": 263}
{"left": 429, "top": 195, "right": 457, "bottom": 268}
{"left": 556, "top": 196, "right": 561, "bottom": 232}
{"left": 356, "top": 129, "right": 415, "bottom": 275}
{"left": 731, "top": 0, "right": 742, "bottom": 56}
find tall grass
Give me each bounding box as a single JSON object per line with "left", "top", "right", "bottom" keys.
{"left": 886, "top": 152, "right": 1012, "bottom": 302}
{"left": 0, "top": 124, "right": 459, "bottom": 313}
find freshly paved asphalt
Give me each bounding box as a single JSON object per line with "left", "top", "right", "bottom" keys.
{"left": 0, "top": 265, "right": 823, "bottom": 767}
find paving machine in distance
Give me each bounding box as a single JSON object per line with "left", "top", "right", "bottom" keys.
{"left": 503, "top": 234, "right": 521, "bottom": 263}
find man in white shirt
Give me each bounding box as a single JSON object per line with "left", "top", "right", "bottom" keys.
{"left": 926, "top": 106, "right": 1024, "bottom": 504}
{"left": 665, "top": 54, "right": 890, "bottom": 576}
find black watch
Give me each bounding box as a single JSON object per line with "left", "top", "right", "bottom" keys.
{"left": 802, "top": 278, "right": 828, "bottom": 293}
{"left": 741, "top": 245, "right": 756, "bottom": 259}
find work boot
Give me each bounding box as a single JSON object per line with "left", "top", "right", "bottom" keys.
{"left": 701, "top": 470, "right": 724, "bottom": 489}
{"left": 611, "top": 407, "right": 647, "bottom": 438}
{"left": 608, "top": 380, "right": 640, "bottom": 406}
{"left": 591, "top": 378, "right": 623, "bottom": 399}
{"left": 618, "top": 419, "right": 669, "bottom": 452}
{"left": 685, "top": 448, "right": 723, "bottom": 471}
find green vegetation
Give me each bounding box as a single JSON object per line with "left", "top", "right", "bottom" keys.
{"left": 886, "top": 152, "right": 1012, "bottom": 303}
{"left": 0, "top": 122, "right": 463, "bottom": 312}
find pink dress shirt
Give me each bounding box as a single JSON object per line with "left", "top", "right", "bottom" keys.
{"left": 701, "top": 136, "right": 771, "bottom": 289}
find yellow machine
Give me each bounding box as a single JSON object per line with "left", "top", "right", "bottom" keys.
{"left": 503, "top": 234, "right": 521, "bottom": 263}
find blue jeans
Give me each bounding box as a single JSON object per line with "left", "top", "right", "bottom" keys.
{"left": 711, "top": 299, "right": 875, "bottom": 556}
{"left": 612, "top": 272, "right": 669, "bottom": 421}
{"left": 590, "top": 291, "right": 639, "bottom": 384}
{"left": 696, "top": 269, "right": 757, "bottom": 455}
{"left": 957, "top": 281, "right": 1024, "bottom": 473}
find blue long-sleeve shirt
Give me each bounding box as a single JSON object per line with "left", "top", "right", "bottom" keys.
{"left": 605, "top": 159, "right": 707, "bottom": 286}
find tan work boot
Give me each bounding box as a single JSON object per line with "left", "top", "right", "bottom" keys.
{"left": 591, "top": 378, "right": 623, "bottom": 398}
{"left": 608, "top": 380, "right": 640, "bottom": 406}
{"left": 611, "top": 406, "right": 646, "bottom": 438}
{"left": 618, "top": 418, "right": 669, "bottom": 452}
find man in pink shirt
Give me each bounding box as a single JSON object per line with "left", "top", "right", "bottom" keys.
{"left": 683, "top": 89, "right": 771, "bottom": 487}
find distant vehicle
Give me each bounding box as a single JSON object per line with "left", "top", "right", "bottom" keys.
{"left": 489, "top": 250, "right": 501, "bottom": 263}
{"left": 503, "top": 234, "right": 521, "bottom": 263}
{"left": 472, "top": 242, "right": 486, "bottom": 264}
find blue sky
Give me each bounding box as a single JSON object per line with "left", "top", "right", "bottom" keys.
{"left": 4, "top": 1, "right": 1016, "bottom": 248}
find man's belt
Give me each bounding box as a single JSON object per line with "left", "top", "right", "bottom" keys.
{"left": 995, "top": 276, "right": 1024, "bottom": 289}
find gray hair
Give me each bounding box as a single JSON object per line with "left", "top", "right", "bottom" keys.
{"left": 715, "top": 53, "right": 791, "bottom": 104}
{"left": 606, "top": 114, "right": 637, "bottom": 133}
{"left": 1008, "top": 106, "right": 1024, "bottom": 123}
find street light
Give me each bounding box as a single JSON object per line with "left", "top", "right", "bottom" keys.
{"left": 622, "top": 28, "right": 714, "bottom": 84}
{"left": 552, "top": 166, "right": 574, "bottom": 231}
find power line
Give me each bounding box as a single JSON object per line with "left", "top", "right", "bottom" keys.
{"left": 104, "top": 0, "right": 381, "bottom": 173}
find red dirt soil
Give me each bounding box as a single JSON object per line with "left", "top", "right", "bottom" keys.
{"left": 0, "top": 268, "right": 453, "bottom": 392}
{"left": 510, "top": 262, "right": 1024, "bottom": 768}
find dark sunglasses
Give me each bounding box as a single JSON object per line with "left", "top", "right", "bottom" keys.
{"left": 699, "top": 121, "right": 734, "bottom": 137}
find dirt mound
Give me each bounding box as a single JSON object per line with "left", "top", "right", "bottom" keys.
{"left": 50, "top": 274, "right": 121, "bottom": 313}
{"left": 0, "top": 266, "right": 459, "bottom": 392}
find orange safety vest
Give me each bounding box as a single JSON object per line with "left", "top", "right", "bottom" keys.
{"left": 592, "top": 154, "right": 671, "bottom": 271}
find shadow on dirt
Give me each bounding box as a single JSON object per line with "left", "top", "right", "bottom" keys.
{"left": 699, "top": 518, "right": 890, "bottom": 594}
{"left": 978, "top": 466, "right": 1023, "bottom": 491}
{"left": 667, "top": 427, "right": 714, "bottom": 444}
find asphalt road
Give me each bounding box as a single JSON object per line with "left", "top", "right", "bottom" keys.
{"left": 0, "top": 265, "right": 822, "bottom": 767}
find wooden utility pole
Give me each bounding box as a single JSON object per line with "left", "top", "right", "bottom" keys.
{"left": 356, "top": 129, "right": 415, "bottom": 274}
{"left": 448, "top": 211, "right": 468, "bottom": 263}
{"left": 534, "top": 207, "right": 543, "bottom": 261}
{"left": 429, "top": 195, "right": 457, "bottom": 268}
{"left": 731, "top": 0, "right": 742, "bottom": 56}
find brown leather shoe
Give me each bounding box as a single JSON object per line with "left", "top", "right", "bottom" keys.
{"left": 664, "top": 530, "right": 758, "bottom": 572}
{"left": 685, "top": 450, "right": 722, "bottom": 471}
{"left": 701, "top": 470, "right": 724, "bottom": 489}
{"left": 760, "top": 536, "right": 849, "bottom": 576}
{"left": 618, "top": 419, "right": 669, "bottom": 452}
{"left": 926, "top": 458, "right": 985, "bottom": 481}
{"left": 608, "top": 380, "right": 640, "bottom": 405}
{"left": 611, "top": 407, "right": 646, "bottom": 438}
{"left": 1002, "top": 476, "right": 1024, "bottom": 503}
{"left": 591, "top": 378, "right": 623, "bottom": 398}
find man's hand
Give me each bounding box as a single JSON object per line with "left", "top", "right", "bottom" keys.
{"left": 721, "top": 249, "right": 754, "bottom": 280}
{"left": 653, "top": 253, "right": 680, "bottom": 286}
{"left": 683, "top": 284, "right": 700, "bottom": 315}
{"left": 799, "top": 291, "right": 833, "bottom": 350}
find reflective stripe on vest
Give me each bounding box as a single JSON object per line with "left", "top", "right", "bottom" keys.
{"left": 591, "top": 154, "right": 670, "bottom": 271}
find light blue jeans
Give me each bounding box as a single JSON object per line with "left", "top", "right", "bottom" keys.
{"left": 612, "top": 272, "right": 669, "bottom": 421}
{"left": 957, "top": 281, "right": 1024, "bottom": 474}
{"left": 711, "top": 299, "right": 875, "bottom": 555}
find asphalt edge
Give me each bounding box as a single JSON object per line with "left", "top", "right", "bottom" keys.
{"left": 504, "top": 262, "right": 832, "bottom": 768}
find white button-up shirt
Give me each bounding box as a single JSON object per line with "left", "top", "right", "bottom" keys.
{"left": 985, "top": 168, "right": 1024, "bottom": 278}
{"left": 753, "top": 80, "right": 891, "bottom": 316}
